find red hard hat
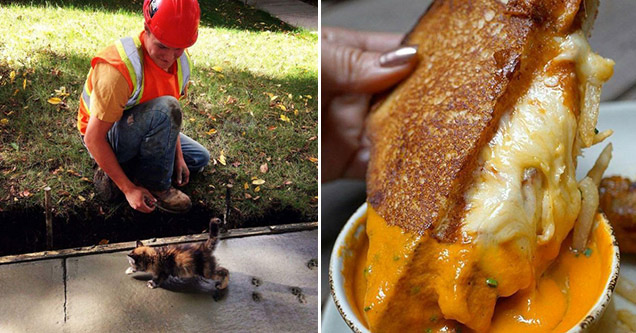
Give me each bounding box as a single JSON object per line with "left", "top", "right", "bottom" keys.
{"left": 143, "top": 0, "right": 200, "bottom": 48}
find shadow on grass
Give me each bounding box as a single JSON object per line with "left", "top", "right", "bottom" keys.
{"left": 1, "top": 0, "right": 301, "bottom": 33}
{"left": 0, "top": 44, "right": 316, "bottom": 255}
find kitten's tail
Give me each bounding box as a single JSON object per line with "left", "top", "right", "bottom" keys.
{"left": 205, "top": 217, "right": 221, "bottom": 251}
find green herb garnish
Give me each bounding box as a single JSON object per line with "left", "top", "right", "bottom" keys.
{"left": 430, "top": 315, "right": 438, "bottom": 323}
{"left": 584, "top": 248, "right": 593, "bottom": 257}
{"left": 486, "top": 278, "right": 498, "bottom": 288}
{"left": 364, "top": 305, "right": 373, "bottom": 312}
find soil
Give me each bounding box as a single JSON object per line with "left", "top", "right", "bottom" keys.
{"left": 0, "top": 203, "right": 308, "bottom": 257}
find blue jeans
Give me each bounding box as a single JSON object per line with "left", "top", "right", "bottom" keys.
{"left": 105, "top": 96, "right": 210, "bottom": 191}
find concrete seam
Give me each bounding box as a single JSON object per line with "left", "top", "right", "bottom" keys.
{"left": 63, "top": 258, "right": 67, "bottom": 323}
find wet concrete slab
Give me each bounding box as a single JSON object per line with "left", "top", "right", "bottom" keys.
{"left": 0, "top": 228, "right": 317, "bottom": 332}
{"left": 64, "top": 230, "right": 318, "bottom": 332}
{"left": 0, "top": 259, "right": 65, "bottom": 333}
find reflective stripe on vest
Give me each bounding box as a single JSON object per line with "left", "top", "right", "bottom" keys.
{"left": 81, "top": 36, "right": 190, "bottom": 114}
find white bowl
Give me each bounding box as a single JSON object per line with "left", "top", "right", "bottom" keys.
{"left": 329, "top": 203, "right": 620, "bottom": 333}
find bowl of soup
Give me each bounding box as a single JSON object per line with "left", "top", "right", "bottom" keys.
{"left": 329, "top": 203, "right": 620, "bottom": 332}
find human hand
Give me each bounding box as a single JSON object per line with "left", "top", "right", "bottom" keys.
{"left": 321, "top": 27, "right": 418, "bottom": 182}
{"left": 124, "top": 185, "right": 156, "bottom": 213}
{"left": 174, "top": 154, "right": 190, "bottom": 186}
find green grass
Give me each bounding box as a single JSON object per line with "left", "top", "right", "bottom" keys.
{"left": 0, "top": 0, "right": 317, "bottom": 224}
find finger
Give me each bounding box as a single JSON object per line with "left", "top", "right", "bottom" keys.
{"left": 176, "top": 167, "right": 183, "bottom": 185}
{"left": 322, "top": 41, "right": 417, "bottom": 94}
{"left": 321, "top": 93, "right": 371, "bottom": 182}
{"left": 183, "top": 169, "right": 190, "bottom": 186}
{"left": 322, "top": 26, "right": 404, "bottom": 52}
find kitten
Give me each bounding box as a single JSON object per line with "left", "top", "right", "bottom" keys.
{"left": 126, "top": 218, "right": 229, "bottom": 292}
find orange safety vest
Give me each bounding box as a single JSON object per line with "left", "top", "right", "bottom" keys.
{"left": 77, "top": 31, "right": 191, "bottom": 135}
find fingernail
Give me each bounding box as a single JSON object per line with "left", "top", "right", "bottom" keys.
{"left": 379, "top": 45, "right": 418, "bottom": 67}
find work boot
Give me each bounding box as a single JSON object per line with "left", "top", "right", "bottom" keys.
{"left": 151, "top": 187, "right": 192, "bottom": 214}
{"left": 93, "top": 168, "right": 121, "bottom": 202}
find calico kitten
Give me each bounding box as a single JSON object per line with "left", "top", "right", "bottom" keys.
{"left": 126, "top": 218, "right": 229, "bottom": 292}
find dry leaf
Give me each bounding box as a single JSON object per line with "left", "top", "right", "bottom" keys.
{"left": 22, "top": 78, "right": 26, "bottom": 90}
{"left": 307, "top": 157, "right": 318, "bottom": 163}
{"left": 212, "top": 66, "right": 223, "bottom": 72}
{"left": 288, "top": 93, "right": 293, "bottom": 99}
{"left": 244, "top": 182, "right": 249, "bottom": 190}
{"left": 47, "top": 97, "right": 62, "bottom": 105}
{"left": 276, "top": 104, "right": 287, "bottom": 111}
{"left": 206, "top": 128, "right": 217, "bottom": 135}
{"left": 305, "top": 95, "right": 313, "bottom": 99}
{"left": 267, "top": 126, "right": 277, "bottom": 131}
{"left": 245, "top": 193, "right": 253, "bottom": 199}
{"left": 280, "top": 114, "right": 290, "bottom": 122}
{"left": 260, "top": 163, "right": 268, "bottom": 173}
{"left": 252, "top": 179, "right": 265, "bottom": 185}
{"left": 284, "top": 180, "right": 293, "bottom": 185}
{"left": 98, "top": 239, "right": 109, "bottom": 245}
{"left": 270, "top": 95, "right": 279, "bottom": 102}
{"left": 219, "top": 150, "right": 227, "bottom": 166}
{"left": 255, "top": 186, "right": 261, "bottom": 192}
{"left": 0, "top": 118, "right": 8, "bottom": 125}
{"left": 225, "top": 96, "right": 237, "bottom": 105}
{"left": 78, "top": 195, "right": 86, "bottom": 202}
{"left": 9, "top": 71, "right": 15, "bottom": 83}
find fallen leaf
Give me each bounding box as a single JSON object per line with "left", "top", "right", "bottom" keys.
{"left": 22, "top": 78, "right": 26, "bottom": 90}
{"left": 288, "top": 93, "right": 293, "bottom": 99}
{"left": 219, "top": 150, "right": 227, "bottom": 165}
{"left": 284, "top": 180, "right": 293, "bottom": 185}
{"left": 270, "top": 95, "right": 279, "bottom": 102}
{"left": 255, "top": 186, "right": 261, "bottom": 192}
{"left": 211, "top": 66, "right": 223, "bottom": 72}
{"left": 9, "top": 71, "right": 15, "bottom": 83}
{"left": 276, "top": 104, "right": 287, "bottom": 111}
{"left": 98, "top": 239, "right": 109, "bottom": 245}
{"left": 259, "top": 163, "right": 268, "bottom": 173}
{"left": 81, "top": 177, "right": 91, "bottom": 182}
{"left": 78, "top": 195, "right": 86, "bottom": 202}
{"left": 244, "top": 182, "right": 249, "bottom": 190}
{"left": 280, "top": 114, "right": 290, "bottom": 122}
{"left": 307, "top": 156, "right": 318, "bottom": 163}
{"left": 47, "top": 97, "right": 62, "bottom": 105}
{"left": 252, "top": 196, "right": 261, "bottom": 201}
{"left": 0, "top": 118, "right": 8, "bottom": 125}
{"left": 308, "top": 136, "right": 317, "bottom": 141}
{"left": 267, "top": 126, "right": 277, "bottom": 131}
{"left": 252, "top": 179, "right": 265, "bottom": 185}
{"left": 206, "top": 128, "right": 217, "bottom": 135}
{"left": 225, "top": 96, "right": 237, "bottom": 105}
{"left": 245, "top": 193, "right": 252, "bottom": 199}
{"left": 294, "top": 109, "right": 299, "bottom": 116}
{"left": 305, "top": 95, "right": 313, "bottom": 99}
{"left": 10, "top": 143, "right": 18, "bottom": 151}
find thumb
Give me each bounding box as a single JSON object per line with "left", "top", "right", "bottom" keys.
{"left": 322, "top": 42, "right": 418, "bottom": 94}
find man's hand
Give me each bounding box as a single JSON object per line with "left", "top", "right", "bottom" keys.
{"left": 123, "top": 185, "right": 156, "bottom": 213}
{"left": 174, "top": 155, "right": 190, "bottom": 187}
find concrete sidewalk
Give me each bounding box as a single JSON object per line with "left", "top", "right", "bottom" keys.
{"left": 0, "top": 227, "right": 318, "bottom": 332}
{"left": 246, "top": 0, "right": 318, "bottom": 31}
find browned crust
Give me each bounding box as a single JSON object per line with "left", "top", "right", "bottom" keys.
{"left": 366, "top": 0, "right": 583, "bottom": 240}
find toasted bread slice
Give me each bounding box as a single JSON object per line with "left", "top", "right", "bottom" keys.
{"left": 366, "top": 0, "right": 587, "bottom": 240}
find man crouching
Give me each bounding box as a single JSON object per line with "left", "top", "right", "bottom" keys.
{"left": 77, "top": 0, "right": 209, "bottom": 214}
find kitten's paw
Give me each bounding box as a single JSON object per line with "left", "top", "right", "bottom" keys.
{"left": 147, "top": 280, "right": 158, "bottom": 289}
{"left": 125, "top": 267, "right": 136, "bottom": 275}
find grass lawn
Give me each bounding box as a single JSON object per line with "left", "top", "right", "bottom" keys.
{"left": 0, "top": 0, "right": 317, "bottom": 247}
